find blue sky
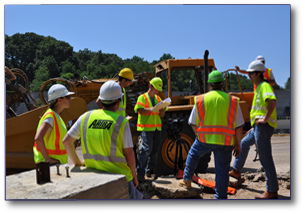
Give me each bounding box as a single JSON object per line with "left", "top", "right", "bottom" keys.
{"left": 4, "top": 4, "right": 291, "bottom": 87}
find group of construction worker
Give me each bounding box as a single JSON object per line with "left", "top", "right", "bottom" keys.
{"left": 33, "top": 55, "right": 278, "bottom": 200}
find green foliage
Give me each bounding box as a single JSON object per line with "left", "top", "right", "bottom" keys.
{"left": 285, "top": 77, "right": 290, "bottom": 90}
{"left": 5, "top": 33, "right": 268, "bottom": 94}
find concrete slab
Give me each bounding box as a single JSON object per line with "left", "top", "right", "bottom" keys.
{"left": 6, "top": 164, "right": 129, "bottom": 200}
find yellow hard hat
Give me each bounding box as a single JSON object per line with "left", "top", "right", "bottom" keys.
{"left": 119, "top": 68, "right": 134, "bottom": 81}
{"left": 150, "top": 77, "right": 163, "bottom": 91}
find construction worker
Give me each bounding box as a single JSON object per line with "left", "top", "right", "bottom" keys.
{"left": 235, "top": 55, "right": 277, "bottom": 91}
{"left": 179, "top": 70, "right": 244, "bottom": 199}
{"left": 229, "top": 60, "right": 279, "bottom": 199}
{"left": 134, "top": 77, "right": 166, "bottom": 182}
{"left": 96, "top": 68, "right": 134, "bottom": 118}
{"left": 33, "top": 84, "right": 75, "bottom": 165}
{"left": 63, "top": 81, "right": 142, "bottom": 199}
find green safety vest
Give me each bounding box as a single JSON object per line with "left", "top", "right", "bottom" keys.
{"left": 195, "top": 90, "right": 239, "bottom": 146}
{"left": 134, "top": 93, "right": 162, "bottom": 132}
{"left": 33, "top": 109, "right": 68, "bottom": 164}
{"left": 116, "top": 87, "right": 126, "bottom": 118}
{"left": 250, "top": 81, "right": 277, "bottom": 128}
{"left": 80, "top": 109, "right": 133, "bottom": 182}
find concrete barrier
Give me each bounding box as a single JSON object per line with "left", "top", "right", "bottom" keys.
{"left": 6, "top": 164, "right": 129, "bottom": 200}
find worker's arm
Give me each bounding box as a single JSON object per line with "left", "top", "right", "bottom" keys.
{"left": 233, "top": 127, "right": 243, "bottom": 157}
{"left": 34, "top": 122, "right": 59, "bottom": 164}
{"left": 123, "top": 147, "right": 138, "bottom": 188}
{"left": 255, "top": 99, "right": 277, "bottom": 125}
{"left": 62, "top": 134, "right": 84, "bottom": 166}
{"left": 191, "top": 125, "right": 197, "bottom": 135}
{"left": 137, "top": 107, "right": 153, "bottom": 115}
{"left": 159, "top": 107, "right": 166, "bottom": 118}
{"left": 235, "top": 66, "right": 248, "bottom": 75}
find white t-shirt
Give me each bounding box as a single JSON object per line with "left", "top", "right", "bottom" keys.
{"left": 67, "top": 111, "right": 133, "bottom": 149}
{"left": 42, "top": 111, "right": 67, "bottom": 136}
{"left": 188, "top": 103, "right": 245, "bottom": 128}
{"left": 43, "top": 111, "right": 66, "bottom": 128}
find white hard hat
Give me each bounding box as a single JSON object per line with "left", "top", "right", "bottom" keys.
{"left": 99, "top": 80, "right": 123, "bottom": 104}
{"left": 246, "top": 60, "right": 266, "bottom": 72}
{"left": 256, "top": 55, "right": 265, "bottom": 62}
{"left": 48, "top": 84, "right": 74, "bottom": 102}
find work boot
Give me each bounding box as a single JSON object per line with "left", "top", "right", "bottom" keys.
{"left": 146, "top": 169, "right": 154, "bottom": 178}
{"left": 229, "top": 169, "right": 241, "bottom": 179}
{"left": 255, "top": 191, "right": 278, "bottom": 199}
{"left": 179, "top": 179, "right": 192, "bottom": 189}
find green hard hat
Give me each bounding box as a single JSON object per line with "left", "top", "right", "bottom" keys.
{"left": 150, "top": 77, "right": 163, "bottom": 91}
{"left": 207, "top": 70, "right": 225, "bottom": 83}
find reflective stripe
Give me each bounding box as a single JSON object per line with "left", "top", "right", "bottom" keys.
{"left": 263, "top": 92, "right": 276, "bottom": 100}
{"left": 136, "top": 102, "right": 146, "bottom": 107}
{"left": 197, "top": 126, "right": 235, "bottom": 136}
{"left": 137, "top": 124, "right": 162, "bottom": 128}
{"left": 252, "top": 106, "right": 267, "bottom": 111}
{"left": 143, "top": 94, "right": 150, "bottom": 107}
{"left": 82, "top": 111, "right": 126, "bottom": 163}
{"left": 251, "top": 115, "right": 277, "bottom": 124}
{"left": 34, "top": 111, "right": 67, "bottom": 155}
{"left": 117, "top": 107, "right": 125, "bottom": 112}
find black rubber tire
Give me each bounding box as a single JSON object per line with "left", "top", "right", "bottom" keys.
{"left": 155, "top": 112, "right": 211, "bottom": 176}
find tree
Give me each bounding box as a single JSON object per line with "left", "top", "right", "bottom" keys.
{"left": 285, "top": 77, "right": 290, "bottom": 90}
{"left": 30, "top": 66, "right": 50, "bottom": 92}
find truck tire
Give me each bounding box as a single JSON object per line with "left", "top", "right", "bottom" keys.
{"left": 155, "top": 112, "right": 211, "bottom": 176}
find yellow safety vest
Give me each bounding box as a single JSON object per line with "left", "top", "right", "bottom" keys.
{"left": 250, "top": 82, "right": 277, "bottom": 128}
{"left": 33, "top": 109, "right": 68, "bottom": 164}
{"left": 134, "top": 93, "right": 162, "bottom": 132}
{"left": 116, "top": 87, "right": 126, "bottom": 118}
{"left": 80, "top": 109, "right": 133, "bottom": 182}
{"left": 195, "top": 91, "right": 239, "bottom": 146}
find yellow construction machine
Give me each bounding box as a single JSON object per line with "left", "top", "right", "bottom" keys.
{"left": 5, "top": 50, "right": 254, "bottom": 176}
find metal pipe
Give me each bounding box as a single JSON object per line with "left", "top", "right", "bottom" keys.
{"left": 204, "top": 50, "right": 209, "bottom": 93}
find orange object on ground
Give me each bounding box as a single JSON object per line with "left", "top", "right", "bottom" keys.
{"left": 177, "top": 170, "right": 236, "bottom": 195}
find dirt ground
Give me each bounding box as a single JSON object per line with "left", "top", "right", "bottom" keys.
{"left": 137, "top": 134, "right": 291, "bottom": 200}
{"left": 137, "top": 170, "right": 290, "bottom": 199}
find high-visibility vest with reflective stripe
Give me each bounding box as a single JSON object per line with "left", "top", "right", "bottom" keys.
{"left": 195, "top": 91, "right": 240, "bottom": 146}
{"left": 33, "top": 109, "right": 68, "bottom": 164}
{"left": 254, "top": 68, "right": 275, "bottom": 91}
{"left": 134, "top": 93, "right": 162, "bottom": 131}
{"left": 264, "top": 68, "right": 273, "bottom": 82}
{"left": 116, "top": 87, "right": 126, "bottom": 118}
{"left": 80, "top": 109, "right": 133, "bottom": 182}
{"left": 250, "top": 82, "right": 277, "bottom": 128}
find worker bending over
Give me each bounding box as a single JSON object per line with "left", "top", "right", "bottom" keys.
{"left": 63, "top": 81, "right": 142, "bottom": 199}
{"left": 179, "top": 70, "right": 244, "bottom": 199}
{"left": 229, "top": 60, "right": 279, "bottom": 199}
{"left": 134, "top": 77, "right": 166, "bottom": 181}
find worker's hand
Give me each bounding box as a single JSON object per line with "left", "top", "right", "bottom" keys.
{"left": 159, "top": 107, "right": 166, "bottom": 117}
{"left": 255, "top": 119, "right": 267, "bottom": 126}
{"left": 75, "top": 160, "right": 85, "bottom": 167}
{"left": 47, "top": 158, "right": 60, "bottom": 164}
{"left": 245, "top": 127, "right": 253, "bottom": 136}
{"left": 235, "top": 66, "right": 240, "bottom": 71}
{"left": 233, "top": 144, "right": 241, "bottom": 157}
{"left": 133, "top": 177, "right": 139, "bottom": 188}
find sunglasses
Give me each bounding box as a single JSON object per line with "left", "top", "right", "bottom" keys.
{"left": 61, "top": 95, "right": 71, "bottom": 99}
{"left": 248, "top": 71, "right": 255, "bottom": 75}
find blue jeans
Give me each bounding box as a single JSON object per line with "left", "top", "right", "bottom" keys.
{"left": 183, "top": 138, "right": 233, "bottom": 199}
{"left": 137, "top": 130, "right": 161, "bottom": 181}
{"left": 233, "top": 123, "right": 278, "bottom": 192}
